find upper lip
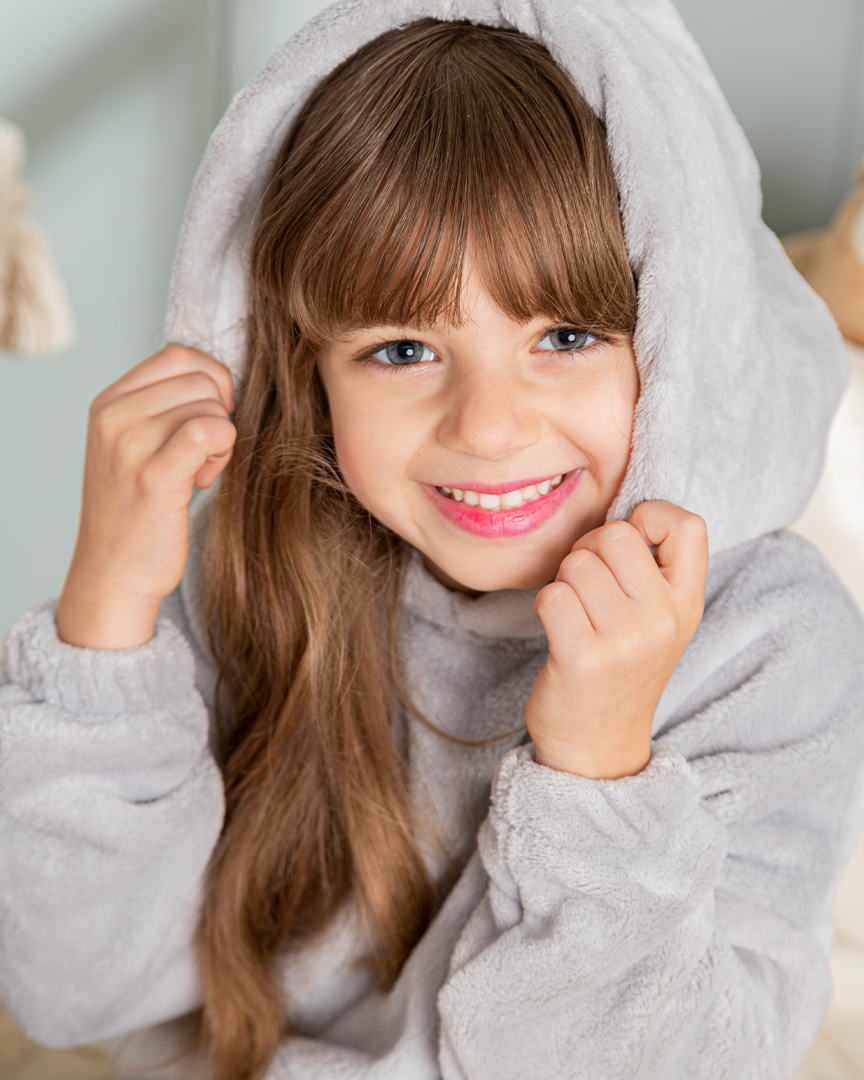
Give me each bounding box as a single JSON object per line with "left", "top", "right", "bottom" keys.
{"left": 429, "top": 472, "right": 571, "bottom": 495}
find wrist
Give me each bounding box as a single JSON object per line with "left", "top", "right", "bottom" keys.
{"left": 531, "top": 731, "right": 652, "bottom": 780}
{"left": 57, "top": 562, "right": 162, "bottom": 649}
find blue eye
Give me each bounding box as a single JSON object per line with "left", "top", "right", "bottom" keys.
{"left": 370, "top": 340, "right": 436, "bottom": 366}
{"left": 536, "top": 328, "right": 597, "bottom": 352}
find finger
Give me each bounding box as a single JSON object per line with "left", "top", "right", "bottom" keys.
{"left": 109, "top": 399, "right": 234, "bottom": 473}
{"left": 555, "top": 548, "right": 629, "bottom": 631}
{"left": 534, "top": 579, "right": 595, "bottom": 656}
{"left": 94, "top": 372, "right": 232, "bottom": 437}
{"left": 571, "top": 520, "right": 663, "bottom": 599}
{"left": 627, "top": 501, "right": 709, "bottom": 592}
{"left": 146, "top": 414, "right": 237, "bottom": 494}
{"left": 193, "top": 446, "right": 234, "bottom": 490}
{"left": 95, "top": 345, "right": 235, "bottom": 414}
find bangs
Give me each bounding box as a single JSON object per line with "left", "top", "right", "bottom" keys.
{"left": 254, "top": 19, "right": 636, "bottom": 345}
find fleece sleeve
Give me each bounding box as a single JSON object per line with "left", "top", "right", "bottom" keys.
{"left": 437, "top": 536, "right": 864, "bottom": 1080}
{"left": 0, "top": 600, "right": 225, "bottom": 1047}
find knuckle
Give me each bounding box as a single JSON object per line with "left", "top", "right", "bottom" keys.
{"left": 535, "top": 581, "right": 569, "bottom": 616}
{"left": 561, "top": 549, "right": 594, "bottom": 576}
{"left": 182, "top": 417, "right": 211, "bottom": 449}
{"left": 678, "top": 511, "right": 708, "bottom": 539}
{"left": 160, "top": 343, "right": 195, "bottom": 365}
{"left": 594, "top": 521, "right": 634, "bottom": 554}
{"left": 602, "top": 520, "right": 633, "bottom": 540}
{"left": 654, "top": 607, "right": 680, "bottom": 641}
{"left": 91, "top": 400, "right": 120, "bottom": 438}
{"left": 112, "top": 425, "right": 143, "bottom": 467}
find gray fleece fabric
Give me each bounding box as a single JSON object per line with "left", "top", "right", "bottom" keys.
{"left": 3, "top": 0, "right": 864, "bottom": 1078}
{"left": 2, "top": 533, "right": 864, "bottom": 1080}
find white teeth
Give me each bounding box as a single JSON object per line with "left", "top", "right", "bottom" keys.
{"left": 438, "top": 473, "right": 567, "bottom": 511}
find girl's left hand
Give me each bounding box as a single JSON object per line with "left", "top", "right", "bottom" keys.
{"left": 526, "top": 501, "right": 709, "bottom": 779}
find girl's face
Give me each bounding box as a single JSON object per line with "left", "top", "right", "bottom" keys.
{"left": 317, "top": 271, "right": 639, "bottom": 593}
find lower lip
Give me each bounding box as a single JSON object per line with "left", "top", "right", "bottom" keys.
{"left": 420, "top": 470, "right": 584, "bottom": 539}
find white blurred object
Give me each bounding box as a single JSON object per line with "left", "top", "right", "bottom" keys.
{"left": 795, "top": 341, "right": 864, "bottom": 1080}
{"left": 0, "top": 119, "right": 75, "bottom": 354}
{"left": 795, "top": 342, "right": 864, "bottom": 610}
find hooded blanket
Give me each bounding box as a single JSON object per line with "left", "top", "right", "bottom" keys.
{"left": 2, "top": 2, "right": 864, "bottom": 1079}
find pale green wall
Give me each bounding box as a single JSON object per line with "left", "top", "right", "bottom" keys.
{"left": 1, "top": 0, "right": 863, "bottom": 634}
{"left": 674, "top": 0, "right": 864, "bottom": 235}
{"left": 0, "top": 0, "right": 227, "bottom": 635}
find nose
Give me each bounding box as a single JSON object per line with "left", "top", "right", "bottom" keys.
{"left": 438, "top": 367, "right": 540, "bottom": 464}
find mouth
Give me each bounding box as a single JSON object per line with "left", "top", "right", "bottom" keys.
{"left": 422, "top": 470, "right": 583, "bottom": 539}
{"left": 436, "top": 473, "right": 566, "bottom": 512}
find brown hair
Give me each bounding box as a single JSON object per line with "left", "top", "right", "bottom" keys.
{"left": 197, "top": 18, "right": 636, "bottom": 1080}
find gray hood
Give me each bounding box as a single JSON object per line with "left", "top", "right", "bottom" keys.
{"left": 164, "top": 0, "right": 848, "bottom": 555}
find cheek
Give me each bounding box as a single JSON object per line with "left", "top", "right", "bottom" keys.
{"left": 612, "top": 373, "right": 638, "bottom": 446}
{"left": 329, "top": 394, "right": 411, "bottom": 505}
{"left": 608, "top": 351, "right": 640, "bottom": 455}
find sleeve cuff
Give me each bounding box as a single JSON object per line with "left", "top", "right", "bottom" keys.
{"left": 492, "top": 743, "right": 702, "bottom": 847}
{"left": 479, "top": 743, "right": 725, "bottom": 930}
{"left": 2, "top": 601, "right": 199, "bottom": 719}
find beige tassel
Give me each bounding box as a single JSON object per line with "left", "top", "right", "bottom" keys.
{"left": 0, "top": 119, "right": 75, "bottom": 355}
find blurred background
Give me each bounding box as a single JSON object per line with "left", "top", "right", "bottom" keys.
{"left": 1, "top": 0, "right": 864, "bottom": 634}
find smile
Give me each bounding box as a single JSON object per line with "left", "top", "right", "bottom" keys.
{"left": 437, "top": 474, "right": 565, "bottom": 512}
{"left": 422, "top": 470, "right": 583, "bottom": 539}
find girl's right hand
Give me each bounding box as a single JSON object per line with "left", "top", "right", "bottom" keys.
{"left": 55, "top": 345, "right": 236, "bottom": 650}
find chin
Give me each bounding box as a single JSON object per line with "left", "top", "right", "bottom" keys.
{"left": 427, "top": 552, "right": 558, "bottom": 594}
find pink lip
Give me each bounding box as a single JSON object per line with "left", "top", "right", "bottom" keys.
{"left": 420, "top": 469, "right": 584, "bottom": 539}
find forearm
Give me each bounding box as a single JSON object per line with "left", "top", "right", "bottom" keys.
{"left": 437, "top": 745, "right": 832, "bottom": 1080}
{"left": 0, "top": 602, "right": 224, "bottom": 1044}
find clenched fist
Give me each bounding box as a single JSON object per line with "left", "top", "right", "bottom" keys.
{"left": 56, "top": 345, "right": 236, "bottom": 650}
{"left": 527, "top": 501, "right": 708, "bottom": 779}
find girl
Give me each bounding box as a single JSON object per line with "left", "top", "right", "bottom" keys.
{"left": 2, "top": 5, "right": 864, "bottom": 1080}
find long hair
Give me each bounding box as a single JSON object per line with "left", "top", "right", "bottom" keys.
{"left": 197, "top": 18, "right": 637, "bottom": 1080}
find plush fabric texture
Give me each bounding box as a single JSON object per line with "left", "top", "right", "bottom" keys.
{"left": 164, "top": 0, "right": 847, "bottom": 555}
{"left": 1, "top": 1, "right": 864, "bottom": 1078}
{"left": 2, "top": 531, "right": 864, "bottom": 1080}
